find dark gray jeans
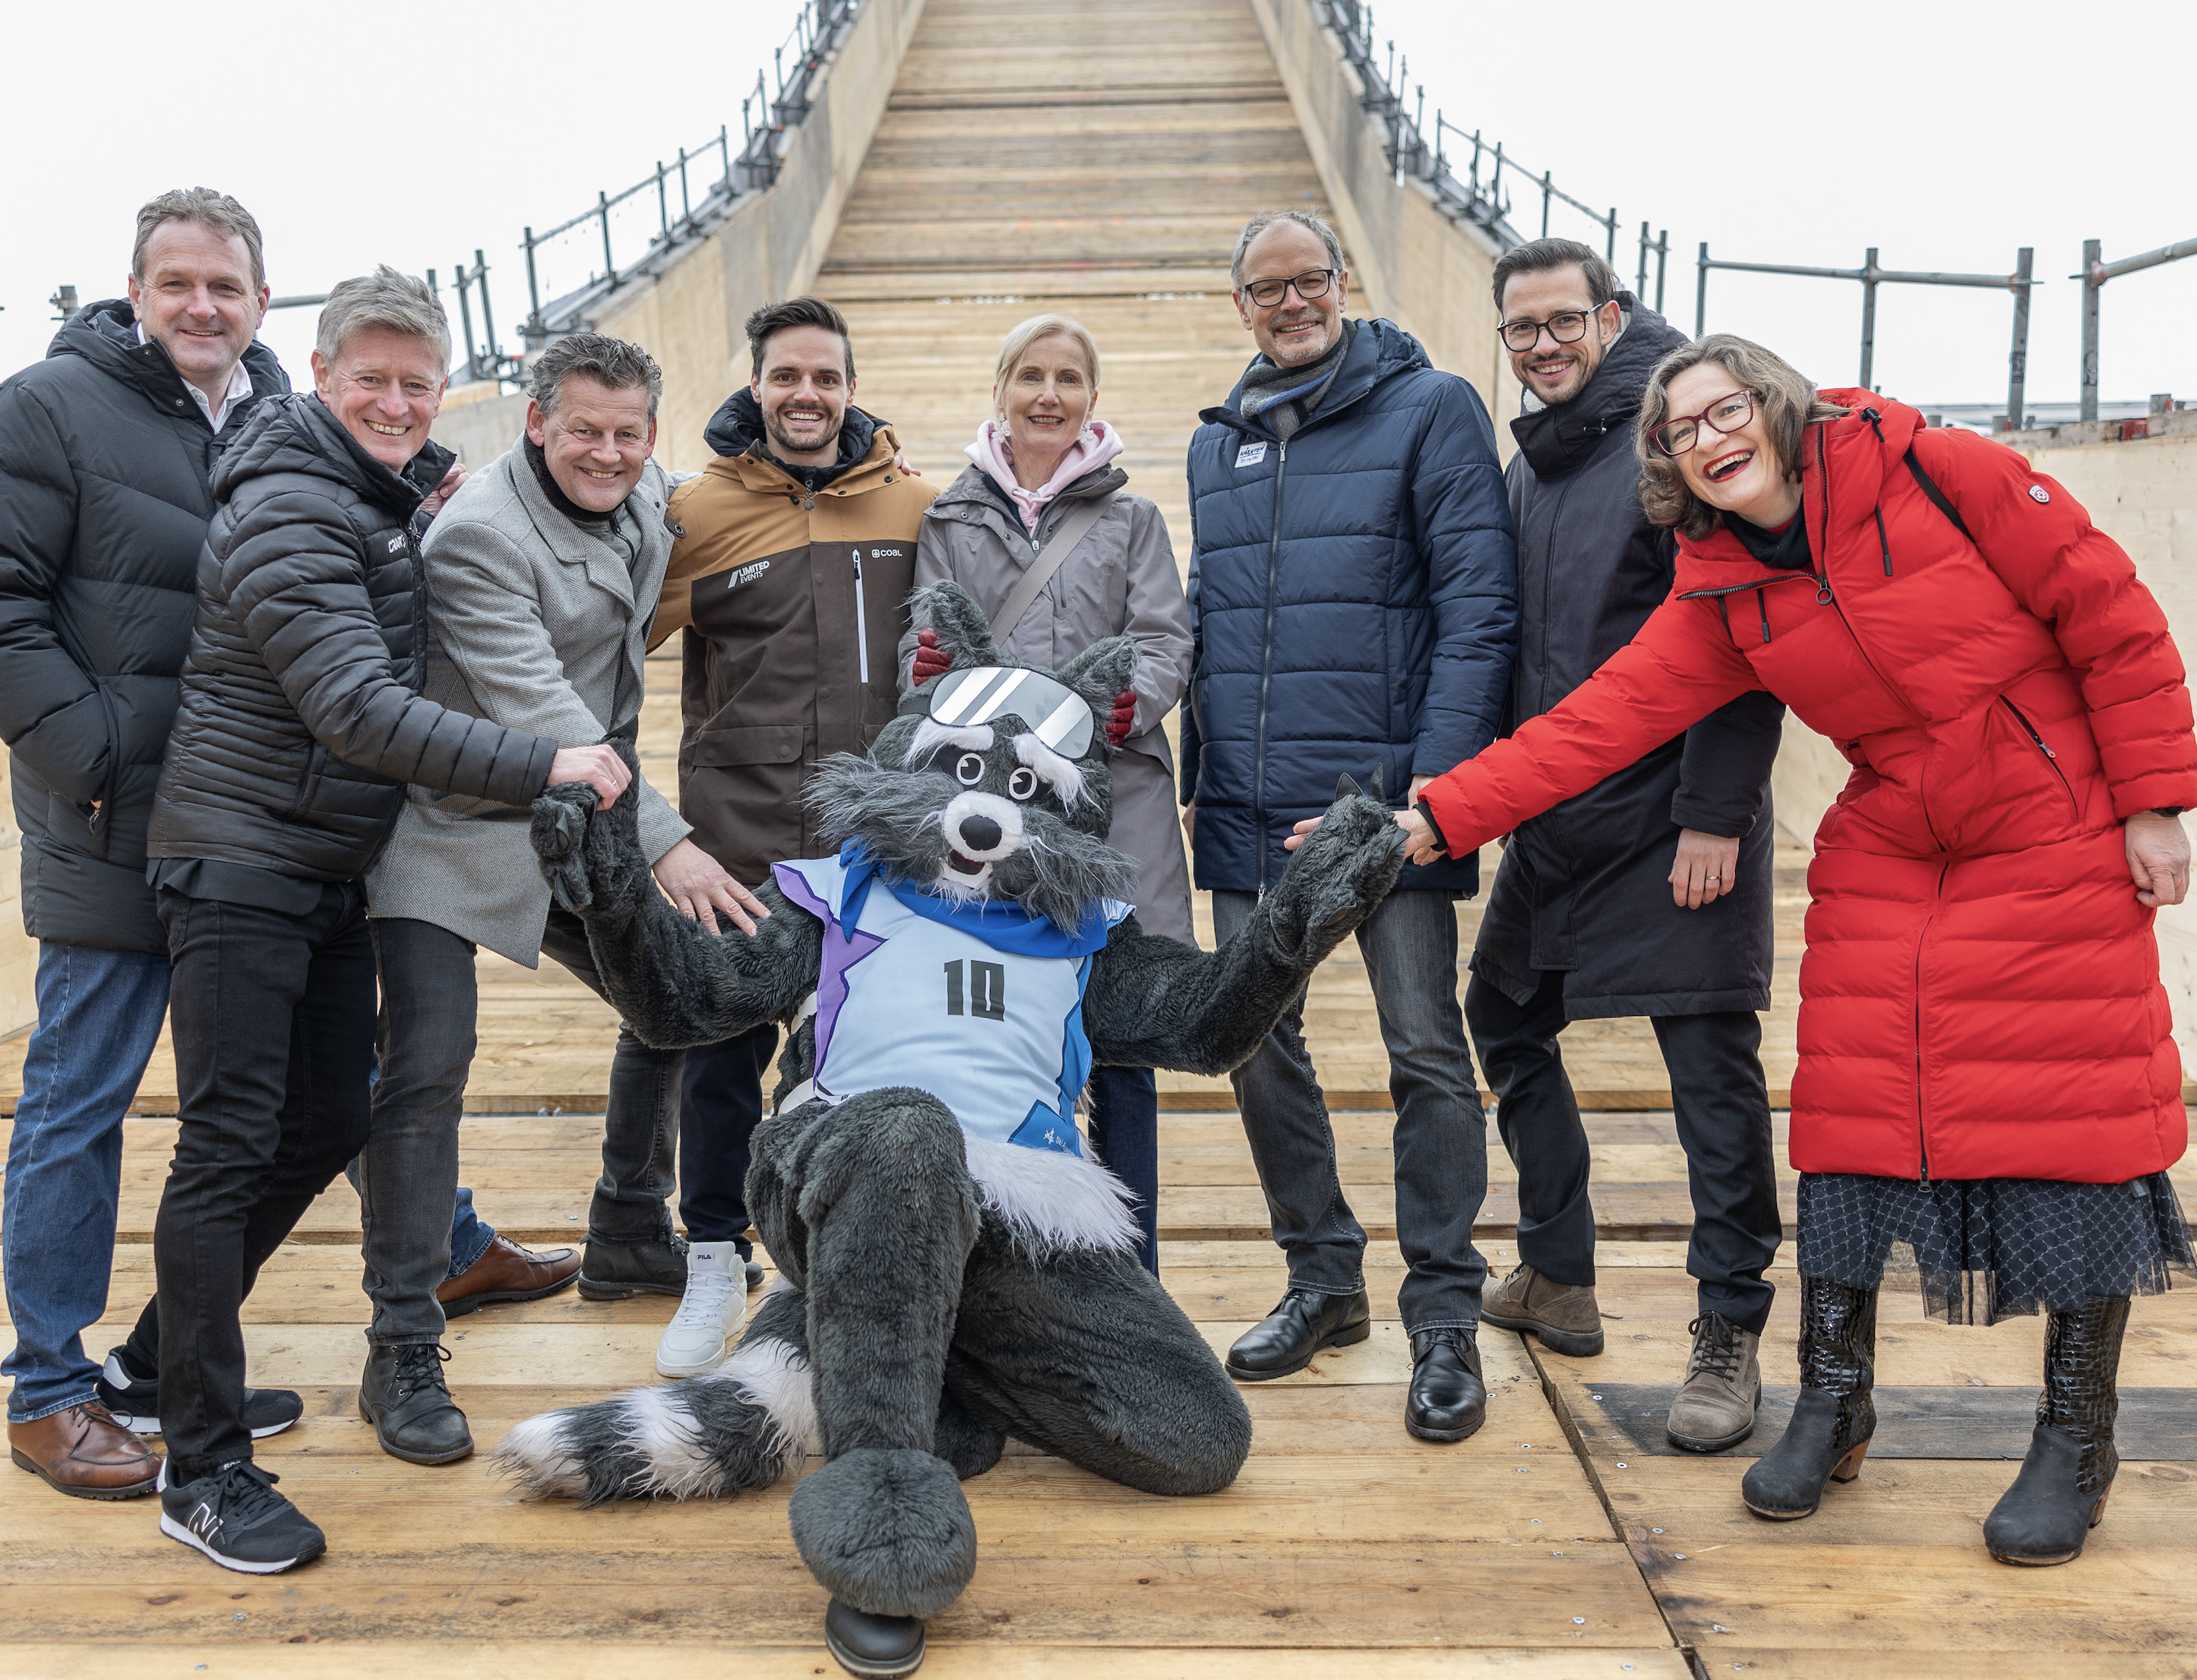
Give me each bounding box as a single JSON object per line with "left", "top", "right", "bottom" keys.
{"left": 356, "top": 910, "right": 680, "bottom": 1346}
{"left": 1210, "top": 888, "right": 1487, "bottom": 1334}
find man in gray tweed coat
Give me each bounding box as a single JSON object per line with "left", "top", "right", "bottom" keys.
{"left": 356, "top": 335, "right": 766, "bottom": 1464}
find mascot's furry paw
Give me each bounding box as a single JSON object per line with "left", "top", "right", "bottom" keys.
{"left": 932, "top": 1382, "right": 1007, "bottom": 1482}
{"left": 1266, "top": 781, "right": 1408, "bottom": 954}
{"left": 789, "top": 1447, "right": 979, "bottom": 1620}
{"left": 530, "top": 782, "right": 596, "bottom": 911}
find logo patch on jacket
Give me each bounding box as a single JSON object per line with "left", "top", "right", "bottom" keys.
{"left": 1235, "top": 441, "right": 1267, "bottom": 469}
{"left": 727, "top": 560, "right": 771, "bottom": 589}
{"left": 871, "top": 547, "right": 904, "bottom": 560}
{"left": 2028, "top": 485, "right": 2051, "bottom": 504}
{"left": 386, "top": 535, "right": 405, "bottom": 554}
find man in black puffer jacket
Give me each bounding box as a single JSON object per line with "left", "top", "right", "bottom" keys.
{"left": 1464, "top": 241, "right": 1784, "bottom": 1458}
{"left": 0, "top": 191, "right": 287, "bottom": 1503}
{"left": 136, "top": 267, "right": 630, "bottom": 1576}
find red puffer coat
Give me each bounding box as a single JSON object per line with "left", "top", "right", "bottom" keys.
{"left": 1422, "top": 393, "right": 2197, "bottom": 1183}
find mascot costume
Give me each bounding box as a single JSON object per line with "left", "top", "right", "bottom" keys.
{"left": 494, "top": 583, "right": 1408, "bottom": 1677}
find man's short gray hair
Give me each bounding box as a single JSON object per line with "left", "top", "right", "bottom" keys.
{"left": 133, "top": 188, "right": 266, "bottom": 294}
{"left": 315, "top": 266, "right": 451, "bottom": 370}
{"left": 1230, "top": 210, "right": 1347, "bottom": 289}
{"left": 531, "top": 333, "right": 663, "bottom": 421}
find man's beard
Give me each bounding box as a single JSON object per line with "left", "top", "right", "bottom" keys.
{"left": 765, "top": 404, "right": 843, "bottom": 462}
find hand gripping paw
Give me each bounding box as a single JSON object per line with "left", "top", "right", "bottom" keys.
{"left": 1276, "top": 778, "right": 1408, "bottom": 948}
{"left": 530, "top": 784, "right": 598, "bottom": 911}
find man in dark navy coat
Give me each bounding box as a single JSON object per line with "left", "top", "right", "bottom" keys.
{"left": 1180, "top": 210, "right": 1517, "bottom": 1443}
{"left": 1466, "top": 239, "right": 1784, "bottom": 1456}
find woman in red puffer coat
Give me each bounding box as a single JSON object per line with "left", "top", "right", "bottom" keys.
{"left": 1298, "top": 334, "right": 2197, "bottom": 1566}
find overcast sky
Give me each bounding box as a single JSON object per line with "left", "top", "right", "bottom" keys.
{"left": 4, "top": 0, "right": 2189, "bottom": 412}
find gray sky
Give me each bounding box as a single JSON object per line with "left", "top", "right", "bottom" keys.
{"left": 5, "top": 0, "right": 2189, "bottom": 412}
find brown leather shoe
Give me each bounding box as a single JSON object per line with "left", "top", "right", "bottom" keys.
{"left": 438, "top": 1234, "right": 580, "bottom": 1318}
{"left": 9, "top": 1401, "right": 159, "bottom": 1499}
{"left": 1481, "top": 1262, "right": 1604, "bottom": 1357}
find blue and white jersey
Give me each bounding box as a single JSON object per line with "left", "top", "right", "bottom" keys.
{"left": 772, "top": 846, "right": 1133, "bottom": 1154}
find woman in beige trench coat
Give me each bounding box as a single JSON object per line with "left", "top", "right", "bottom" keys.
{"left": 896, "top": 312, "right": 1194, "bottom": 1273}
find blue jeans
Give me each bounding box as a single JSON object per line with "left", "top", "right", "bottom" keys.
{"left": 4, "top": 943, "right": 171, "bottom": 1423}
{"left": 1211, "top": 889, "right": 1489, "bottom": 1334}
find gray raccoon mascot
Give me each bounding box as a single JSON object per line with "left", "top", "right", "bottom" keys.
{"left": 494, "top": 583, "right": 1406, "bottom": 1678}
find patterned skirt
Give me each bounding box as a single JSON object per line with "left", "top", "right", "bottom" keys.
{"left": 1796, "top": 1170, "right": 2195, "bottom": 1325}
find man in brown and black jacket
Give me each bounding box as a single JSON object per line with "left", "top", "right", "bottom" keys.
{"left": 651, "top": 296, "right": 937, "bottom": 1314}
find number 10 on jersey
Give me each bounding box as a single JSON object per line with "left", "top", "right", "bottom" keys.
{"left": 943, "top": 959, "right": 1006, "bottom": 1020}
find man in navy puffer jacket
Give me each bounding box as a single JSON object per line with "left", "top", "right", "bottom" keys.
{"left": 1181, "top": 210, "right": 1517, "bottom": 1443}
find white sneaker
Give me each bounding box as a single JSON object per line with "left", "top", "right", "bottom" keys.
{"left": 655, "top": 1243, "right": 747, "bottom": 1378}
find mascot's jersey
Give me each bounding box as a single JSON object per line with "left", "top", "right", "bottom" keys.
{"left": 772, "top": 848, "right": 1133, "bottom": 1154}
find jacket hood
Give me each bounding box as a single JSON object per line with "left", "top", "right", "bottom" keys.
{"left": 1671, "top": 390, "right": 1925, "bottom": 594}
{"left": 1509, "top": 293, "right": 1690, "bottom": 480}
{"left": 702, "top": 385, "right": 882, "bottom": 471}
{"left": 49, "top": 297, "right": 289, "bottom": 421}
{"left": 210, "top": 390, "right": 453, "bottom": 516}
{"left": 1203, "top": 316, "right": 1429, "bottom": 432}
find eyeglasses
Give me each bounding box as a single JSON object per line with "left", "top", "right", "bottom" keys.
{"left": 1650, "top": 390, "right": 1759, "bottom": 458}
{"left": 1497, "top": 310, "right": 1603, "bottom": 353}
{"left": 1241, "top": 268, "right": 1337, "bottom": 308}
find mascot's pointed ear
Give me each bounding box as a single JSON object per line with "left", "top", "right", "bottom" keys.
{"left": 1057, "top": 635, "right": 1138, "bottom": 715}
{"left": 911, "top": 580, "right": 1001, "bottom": 670}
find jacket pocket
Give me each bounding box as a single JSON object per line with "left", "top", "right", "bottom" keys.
{"left": 680, "top": 725, "right": 809, "bottom": 881}
{"left": 1999, "top": 696, "right": 2079, "bottom": 818}
{"left": 685, "top": 724, "right": 806, "bottom": 769}
{"left": 284, "top": 744, "right": 329, "bottom": 821}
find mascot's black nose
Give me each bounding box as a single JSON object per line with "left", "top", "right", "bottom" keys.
{"left": 958, "top": 814, "right": 1004, "bottom": 853}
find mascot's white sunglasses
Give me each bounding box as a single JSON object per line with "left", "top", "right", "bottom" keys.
{"left": 926, "top": 666, "right": 1095, "bottom": 760}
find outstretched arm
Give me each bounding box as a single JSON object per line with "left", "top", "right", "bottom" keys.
{"left": 1083, "top": 787, "right": 1405, "bottom": 1073}
{"left": 532, "top": 752, "right": 822, "bottom": 1050}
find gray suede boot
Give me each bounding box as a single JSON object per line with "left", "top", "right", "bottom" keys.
{"left": 1667, "top": 1311, "right": 1762, "bottom": 1453}
{"left": 1984, "top": 1295, "right": 2128, "bottom": 1566}
{"left": 1481, "top": 1262, "right": 1603, "bottom": 1356}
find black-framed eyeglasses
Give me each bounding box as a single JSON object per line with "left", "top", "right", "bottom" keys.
{"left": 1241, "top": 268, "right": 1337, "bottom": 308}
{"left": 1650, "top": 389, "right": 1758, "bottom": 458}
{"left": 1497, "top": 310, "right": 1601, "bottom": 353}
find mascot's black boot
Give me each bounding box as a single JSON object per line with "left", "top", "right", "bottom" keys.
{"left": 825, "top": 1597, "right": 926, "bottom": 1678}
{"left": 1741, "top": 1277, "right": 1876, "bottom": 1521}
{"left": 1985, "top": 1294, "right": 2129, "bottom": 1566}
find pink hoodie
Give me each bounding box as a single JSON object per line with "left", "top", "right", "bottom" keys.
{"left": 966, "top": 418, "right": 1125, "bottom": 535}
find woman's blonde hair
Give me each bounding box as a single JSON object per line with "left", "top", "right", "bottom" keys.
{"left": 994, "top": 314, "right": 1102, "bottom": 399}
{"left": 1635, "top": 334, "right": 1848, "bottom": 540}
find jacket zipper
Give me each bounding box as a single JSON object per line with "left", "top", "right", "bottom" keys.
{"left": 851, "top": 548, "right": 870, "bottom": 685}
{"left": 2000, "top": 695, "right": 2078, "bottom": 813}
{"left": 1252, "top": 439, "right": 1288, "bottom": 891}
{"left": 1914, "top": 858, "right": 1950, "bottom": 1182}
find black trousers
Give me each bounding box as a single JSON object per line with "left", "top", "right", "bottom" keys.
{"left": 678, "top": 1023, "right": 780, "bottom": 1251}
{"left": 150, "top": 883, "right": 377, "bottom": 1480}
{"left": 1465, "top": 967, "right": 1782, "bottom": 1337}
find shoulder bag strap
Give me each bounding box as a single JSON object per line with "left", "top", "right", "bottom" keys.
{"left": 988, "top": 492, "right": 1117, "bottom": 641}
{"left": 1902, "top": 446, "right": 1975, "bottom": 544}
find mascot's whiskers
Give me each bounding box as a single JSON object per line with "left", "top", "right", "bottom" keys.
{"left": 492, "top": 581, "right": 1408, "bottom": 1678}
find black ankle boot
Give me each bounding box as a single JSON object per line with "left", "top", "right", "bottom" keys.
{"left": 1741, "top": 1277, "right": 1876, "bottom": 1520}
{"left": 1985, "top": 1294, "right": 2128, "bottom": 1566}
{"left": 359, "top": 1344, "right": 473, "bottom": 1466}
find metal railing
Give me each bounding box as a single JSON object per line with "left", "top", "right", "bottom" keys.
{"left": 1696, "top": 245, "right": 2038, "bottom": 428}
{"left": 1315, "top": 0, "right": 1665, "bottom": 298}
{"left": 2078, "top": 235, "right": 2197, "bottom": 422}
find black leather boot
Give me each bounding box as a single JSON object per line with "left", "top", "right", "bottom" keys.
{"left": 359, "top": 1344, "right": 473, "bottom": 1466}
{"left": 1224, "top": 1287, "right": 1370, "bottom": 1381}
{"left": 1984, "top": 1294, "right": 2129, "bottom": 1566}
{"left": 1406, "top": 1328, "right": 1486, "bottom": 1442}
{"left": 824, "top": 1597, "right": 925, "bottom": 1678}
{"left": 577, "top": 1233, "right": 688, "bottom": 1300}
{"left": 1740, "top": 1277, "right": 1876, "bottom": 1520}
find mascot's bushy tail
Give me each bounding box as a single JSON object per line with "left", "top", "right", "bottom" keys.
{"left": 492, "top": 1284, "right": 817, "bottom": 1505}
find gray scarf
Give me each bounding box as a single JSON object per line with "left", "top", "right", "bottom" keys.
{"left": 1238, "top": 318, "right": 1357, "bottom": 441}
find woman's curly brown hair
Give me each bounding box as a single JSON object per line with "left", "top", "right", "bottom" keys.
{"left": 1635, "top": 334, "right": 1849, "bottom": 540}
